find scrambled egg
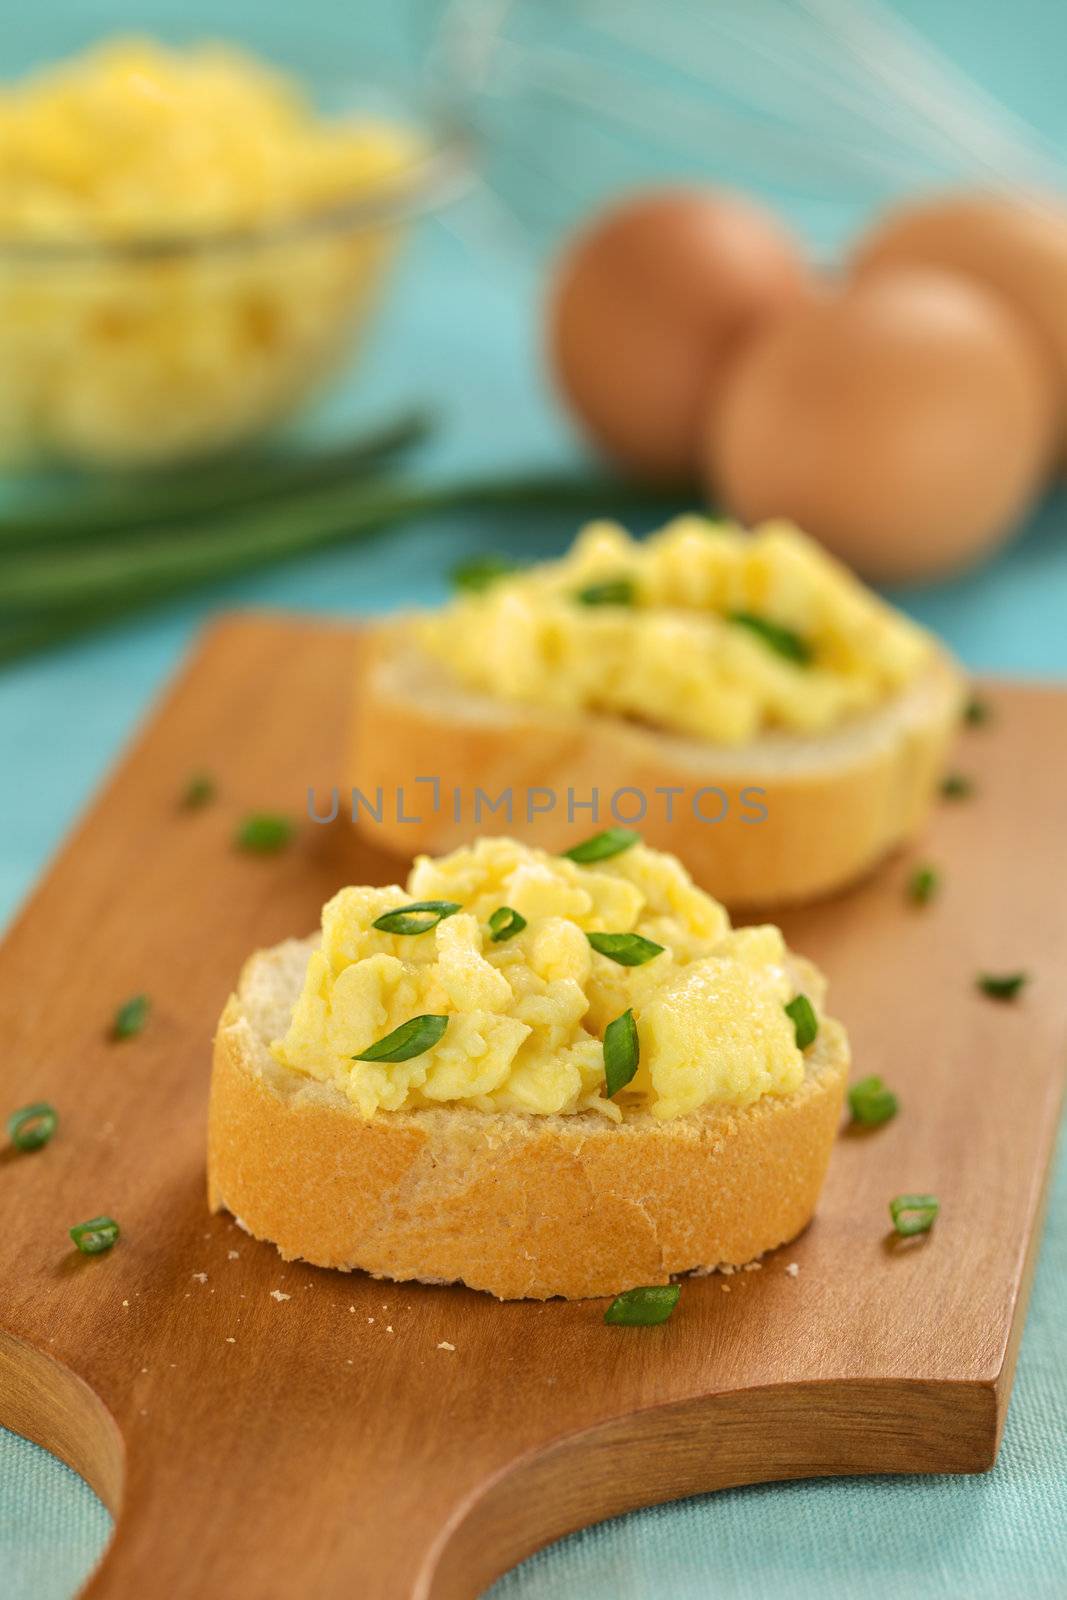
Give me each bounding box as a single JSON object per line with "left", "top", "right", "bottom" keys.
{"left": 273, "top": 836, "right": 811, "bottom": 1123}
{"left": 0, "top": 39, "right": 421, "bottom": 464}
{"left": 418, "top": 518, "right": 932, "bottom": 744}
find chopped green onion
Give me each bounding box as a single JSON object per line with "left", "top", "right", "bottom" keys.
{"left": 373, "top": 901, "right": 461, "bottom": 936}
{"left": 889, "top": 1194, "right": 939, "bottom": 1237}
{"left": 604, "top": 1284, "right": 680, "bottom": 1325}
{"left": 728, "top": 611, "right": 812, "bottom": 665}
{"left": 235, "top": 813, "right": 294, "bottom": 853}
{"left": 908, "top": 865, "right": 940, "bottom": 906}
{"left": 604, "top": 1008, "right": 640, "bottom": 1098}
{"left": 587, "top": 931, "right": 664, "bottom": 967}
{"left": 112, "top": 994, "right": 150, "bottom": 1040}
{"left": 70, "top": 1217, "right": 120, "bottom": 1255}
{"left": 977, "top": 971, "right": 1028, "bottom": 1001}
{"left": 181, "top": 772, "right": 216, "bottom": 809}
{"left": 451, "top": 554, "right": 516, "bottom": 593}
{"left": 353, "top": 1015, "right": 449, "bottom": 1063}
{"left": 563, "top": 828, "right": 640, "bottom": 864}
{"left": 848, "top": 1076, "right": 899, "bottom": 1127}
{"left": 940, "top": 772, "right": 974, "bottom": 800}
{"left": 488, "top": 906, "right": 527, "bottom": 942}
{"left": 964, "top": 695, "right": 992, "bottom": 726}
{"left": 7, "top": 1102, "right": 58, "bottom": 1152}
{"left": 785, "top": 994, "right": 818, "bottom": 1050}
{"left": 574, "top": 577, "right": 637, "bottom": 607}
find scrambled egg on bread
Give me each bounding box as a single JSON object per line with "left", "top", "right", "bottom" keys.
{"left": 418, "top": 519, "right": 932, "bottom": 744}
{"left": 273, "top": 837, "right": 813, "bottom": 1123}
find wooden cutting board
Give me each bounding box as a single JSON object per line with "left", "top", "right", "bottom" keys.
{"left": 1, "top": 615, "right": 1064, "bottom": 1600}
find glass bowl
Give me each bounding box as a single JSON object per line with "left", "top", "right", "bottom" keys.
{"left": 0, "top": 78, "right": 470, "bottom": 472}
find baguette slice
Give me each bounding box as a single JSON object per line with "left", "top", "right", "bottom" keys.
{"left": 349, "top": 624, "right": 964, "bottom": 909}
{"left": 208, "top": 937, "right": 849, "bottom": 1301}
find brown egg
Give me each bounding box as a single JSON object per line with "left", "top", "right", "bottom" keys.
{"left": 705, "top": 269, "right": 1056, "bottom": 583}
{"left": 852, "top": 191, "right": 1067, "bottom": 456}
{"left": 548, "top": 188, "right": 814, "bottom": 482}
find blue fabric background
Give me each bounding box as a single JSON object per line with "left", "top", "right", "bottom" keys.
{"left": 1, "top": 3, "right": 1066, "bottom": 1595}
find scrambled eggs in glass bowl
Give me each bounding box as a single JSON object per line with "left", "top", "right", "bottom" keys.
{"left": 0, "top": 37, "right": 468, "bottom": 468}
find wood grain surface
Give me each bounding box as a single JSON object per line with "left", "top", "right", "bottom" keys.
{"left": 0, "top": 614, "right": 1064, "bottom": 1600}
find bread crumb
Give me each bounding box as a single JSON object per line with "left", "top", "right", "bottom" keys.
{"left": 225, "top": 1337, "right": 236, "bottom": 1344}
{"left": 349, "top": 1305, "right": 356, "bottom": 1313}
{"left": 437, "top": 1341, "right": 456, "bottom": 1351}
{"left": 122, "top": 1300, "right": 129, "bottom": 1308}
{"left": 785, "top": 1262, "right": 800, "bottom": 1277}
{"left": 385, "top": 1324, "right": 394, "bottom": 1333}
{"left": 140, "top": 1367, "right": 148, "bottom": 1374}
{"left": 227, "top": 1250, "right": 240, "bottom": 1260}
{"left": 192, "top": 1272, "right": 207, "bottom": 1284}
{"left": 720, "top": 1283, "right": 731, "bottom": 1293}
{"left": 743, "top": 1261, "right": 762, "bottom": 1273}
{"left": 270, "top": 1289, "right": 291, "bottom": 1302}
{"left": 345, "top": 1358, "right": 353, "bottom": 1365}
{"left": 720, "top": 1264, "right": 737, "bottom": 1276}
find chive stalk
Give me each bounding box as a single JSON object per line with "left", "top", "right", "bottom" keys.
{"left": 113, "top": 994, "right": 150, "bottom": 1040}
{"left": 373, "top": 901, "right": 461, "bottom": 936}
{"left": 70, "top": 1217, "right": 120, "bottom": 1254}
{"left": 785, "top": 994, "right": 818, "bottom": 1050}
{"left": 586, "top": 932, "right": 664, "bottom": 967}
{"left": 889, "top": 1194, "right": 939, "bottom": 1237}
{"left": 563, "top": 829, "right": 640, "bottom": 864}
{"left": 7, "top": 1102, "right": 58, "bottom": 1152}
{"left": 604, "top": 1284, "right": 680, "bottom": 1325}
{"left": 353, "top": 1015, "right": 449, "bottom": 1063}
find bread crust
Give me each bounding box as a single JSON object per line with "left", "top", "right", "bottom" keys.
{"left": 347, "top": 625, "right": 964, "bottom": 909}
{"left": 208, "top": 940, "right": 849, "bottom": 1301}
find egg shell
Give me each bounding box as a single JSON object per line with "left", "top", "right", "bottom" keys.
{"left": 548, "top": 187, "right": 813, "bottom": 482}
{"left": 852, "top": 191, "right": 1067, "bottom": 458}
{"left": 706, "top": 268, "right": 1056, "bottom": 583}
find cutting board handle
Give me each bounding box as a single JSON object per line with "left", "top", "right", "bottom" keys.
{"left": 4, "top": 1320, "right": 998, "bottom": 1600}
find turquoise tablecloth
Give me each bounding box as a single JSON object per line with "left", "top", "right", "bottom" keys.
{"left": 2, "top": 3, "right": 1067, "bottom": 1596}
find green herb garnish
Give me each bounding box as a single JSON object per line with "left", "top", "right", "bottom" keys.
{"left": 353, "top": 1015, "right": 449, "bottom": 1063}
{"left": 604, "top": 1284, "right": 680, "bottom": 1326}
{"left": 908, "top": 865, "right": 939, "bottom": 906}
{"left": 7, "top": 1102, "right": 58, "bottom": 1152}
{"left": 563, "top": 828, "right": 640, "bottom": 864}
{"left": 373, "top": 901, "right": 461, "bottom": 936}
{"left": 181, "top": 772, "right": 216, "bottom": 809}
{"left": 587, "top": 932, "right": 665, "bottom": 967}
{"left": 728, "top": 611, "right": 812, "bottom": 665}
{"left": 785, "top": 994, "right": 818, "bottom": 1050}
{"left": 451, "top": 554, "right": 516, "bottom": 593}
{"left": 964, "top": 695, "right": 992, "bottom": 726}
{"left": 235, "top": 813, "right": 294, "bottom": 854}
{"left": 889, "top": 1194, "right": 939, "bottom": 1237}
{"left": 848, "top": 1077, "right": 899, "bottom": 1127}
{"left": 574, "top": 577, "right": 636, "bottom": 607}
{"left": 977, "top": 972, "right": 1028, "bottom": 1001}
{"left": 488, "top": 906, "right": 527, "bottom": 942}
{"left": 112, "top": 994, "right": 150, "bottom": 1040}
{"left": 70, "top": 1217, "right": 120, "bottom": 1255}
{"left": 940, "top": 772, "right": 974, "bottom": 800}
{"left": 604, "top": 1008, "right": 640, "bottom": 1098}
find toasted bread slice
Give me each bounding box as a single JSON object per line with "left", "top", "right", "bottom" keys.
{"left": 348, "top": 624, "right": 963, "bottom": 909}
{"left": 208, "top": 937, "right": 849, "bottom": 1301}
